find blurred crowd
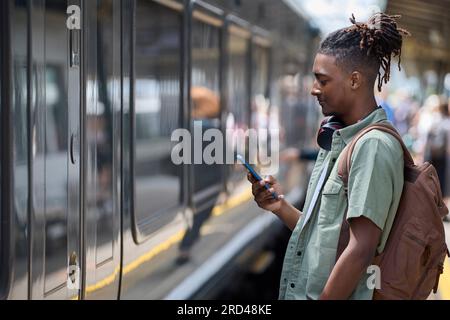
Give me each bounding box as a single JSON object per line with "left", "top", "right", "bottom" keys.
{"left": 378, "top": 90, "right": 450, "bottom": 218}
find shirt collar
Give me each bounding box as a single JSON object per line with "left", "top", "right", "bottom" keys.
{"left": 337, "top": 107, "right": 388, "bottom": 145}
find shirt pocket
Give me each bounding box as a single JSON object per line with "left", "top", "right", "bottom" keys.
{"left": 318, "top": 179, "right": 343, "bottom": 225}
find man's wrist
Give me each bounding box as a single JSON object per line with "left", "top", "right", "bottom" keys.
{"left": 273, "top": 199, "right": 288, "bottom": 216}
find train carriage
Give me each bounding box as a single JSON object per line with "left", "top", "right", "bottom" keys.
{"left": 0, "top": 0, "right": 320, "bottom": 299}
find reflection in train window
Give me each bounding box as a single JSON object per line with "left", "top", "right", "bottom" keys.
{"left": 11, "top": 3, "right": 29, "bottom": 296}
{"left": 13, "top": 61, "right": 29, "bottom": 230}
{"left": 13, "top": 61, "right": 28, "bottom": 166}
{"left": 279, "top": 74, "right": 309, "bottom": 148}
{"left": 226, "top": 29, "right": 250, "bottom": 184}
{"left": 45, "top": 66, "right": 68, "bottom": 153}
{"left": 251, "top": 44, "right": 270, "bottom": 162}
{"left": 252, "top": 45, "right": 269, "bottom": 100}
{"left": 191, "top": 17, "right": 222, "bottom": 194}
{"left": 84, "top": 0, "right": 120, "bottom": 266}
{"left": 227, "top": 32, "right": 249, "bottom": 130}
{"left": 134, "top": 1, "right": 182, "bottom": 231}
{"left": 43, "top": 3, "right": 70, "bottom": 294}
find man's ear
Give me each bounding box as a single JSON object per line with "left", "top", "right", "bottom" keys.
{"left": 350, "top": 71, "right": 362, "bottom": 90}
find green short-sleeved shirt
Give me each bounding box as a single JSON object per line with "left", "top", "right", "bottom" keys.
{"left": 279, "top": 108, "right": 404, "bottom": 300}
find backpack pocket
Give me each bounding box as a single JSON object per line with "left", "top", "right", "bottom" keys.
{"left": 380, "top": 217, "right": 444, "bottom": 299}
{"left": 381, "top": 225, "right": 429, "bottom": 299}
{"left": 412, "top": 244, "right": 448, "bottom": 299}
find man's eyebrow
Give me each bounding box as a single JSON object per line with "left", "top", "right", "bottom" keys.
{"left": 314, "top": 72, "right": 330, "bottom": 78}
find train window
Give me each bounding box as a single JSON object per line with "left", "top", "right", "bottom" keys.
{"left": 226, "top": 26, "right": 250, "bottom": 185}
{"left": 191, "top": 16, "right": 222, "bottom": 195}
{"left": 45, "top": 66, "right": 68, "bottom": 153}
{"left": 134, "top": 0, "right": 182, "bottom": 232}
{"left": 251, "top": 43, "right": 269, "bottom": 128}
{"left": 250, "top": 43, "right": 270, "bottom": 162}
{"left": 227, "top": 29, "right": 250, "bottom": 131}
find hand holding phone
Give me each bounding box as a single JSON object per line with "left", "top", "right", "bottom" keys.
{"left": 237, "top": 154, "right": 279, "bottom": 200}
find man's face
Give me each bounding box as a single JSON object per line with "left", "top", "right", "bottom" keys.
{"left": 310, "top": 53, "right": 352, "bottom": 117}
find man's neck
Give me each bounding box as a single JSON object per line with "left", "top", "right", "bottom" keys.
{"left": 340, "top": 96, "right": 378, "bottom": 126}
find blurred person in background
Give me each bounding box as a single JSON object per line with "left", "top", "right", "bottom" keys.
{"left": 423, "top": 96, "right": 450, "bottom": 221}
{"left": 392, "top": 88, "right": 418, "bottom": 137}
{"left": 376, "top": 86, "right": 396, "bottom": 124}
{"left": 413, "top": 95, "right": 444, "bottom": 163}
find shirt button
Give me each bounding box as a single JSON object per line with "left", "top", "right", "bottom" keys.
{"left": 297, "top": 251, "right": 302, "bottom": 256}
{"left": 290, "top": 283, "right": 295, "bottom": 288}
{"left": 284, "top": 278, "right": 287, "bottom": 283}
{"left": 336, "top": 131, "right": 341, "bottom": 136}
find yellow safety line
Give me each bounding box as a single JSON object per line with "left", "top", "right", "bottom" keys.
{"left": 82, "top": 189, "right": 253, "bottom": 296}
{"left": 439, "top": 257, "right": 450, "bottom": 300}
{"left": 122, "top": 231, "right": 185, "bottom": 275}
{"left": 84, "top": 230, "right": 184, "bottom": 295}
{"left": 212, "top": 189, "right": 253, "bottom": 217}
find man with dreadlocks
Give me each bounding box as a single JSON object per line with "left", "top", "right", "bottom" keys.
{"left": 248, "top": 13, "right": 410, "bottom": 299}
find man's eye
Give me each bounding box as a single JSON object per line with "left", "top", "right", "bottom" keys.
{"left": 320, "top": 80, "right": 328, "bottom": 86}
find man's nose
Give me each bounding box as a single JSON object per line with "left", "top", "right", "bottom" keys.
{"left": 310, "top": 84, "right": 321, "bottom": 96}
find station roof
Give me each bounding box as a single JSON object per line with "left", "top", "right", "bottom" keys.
{"left": 285, "top": 0, "right": 449, "bottom": 73}
{"left": 285, "top": 0, "right": 386, "bottom": 36}
{"left": 386, "top": 0, "right": 450, "bottom": 64}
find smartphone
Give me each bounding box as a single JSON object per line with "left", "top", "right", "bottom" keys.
{"left": 237, "top": 154, "right": 278, "bottom": 200}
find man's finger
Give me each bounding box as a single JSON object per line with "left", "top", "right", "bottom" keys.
{"left": 260, "top": 189, "right": 280, "bottom": 202}
{"left": 263, "top": 175, "right": 276, "bottom": 185}
{"left": 256, "top": 188, "right": 275, "bottom": 202}
{"left": 247, "top": 172, "right": 257, "bottom": 184}
{"left": 252, "top": 180, "right": 267, "bottom": 195}
{"left": 255, "top": 191, "right": 270, "bottom": 203}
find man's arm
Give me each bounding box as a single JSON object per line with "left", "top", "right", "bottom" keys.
{"left": 248, "top": 174, "right": 302, "bottom": 231}
{"left": 319, "top": 216, "right": 381, "bottom": 300}
{"left": 273, "top": 200, "right": 302, "bottom": 231}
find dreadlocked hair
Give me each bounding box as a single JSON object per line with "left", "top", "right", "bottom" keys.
{"left": 318, "top": 13, "right": 410, "bottom": 91}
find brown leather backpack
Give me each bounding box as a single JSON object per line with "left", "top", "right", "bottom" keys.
{"left": 336, "top": 123, "right": 450, "bottom": 300}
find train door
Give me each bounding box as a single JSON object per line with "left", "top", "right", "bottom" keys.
{"left": 81, "top": 0, "right": 121, "bottom": 299}
{"left": 27, "top": 0, "right": 81, "bottom": 299}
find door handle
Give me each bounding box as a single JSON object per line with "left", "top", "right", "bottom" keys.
{"left": 68, "top": 251, "right": 78, "bottom": 285}
{"left": 70, "top": 133, "right": 79, "bottom": 165}
{"left": 69, "top": 29, "right": 80, "bottom": 68}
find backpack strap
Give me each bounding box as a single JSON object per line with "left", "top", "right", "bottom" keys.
{"left": 337, "top": 123, "right": 414, "bottom": 190}
{"left": 335, "top": 123, "right": 414, "bottom": 263}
